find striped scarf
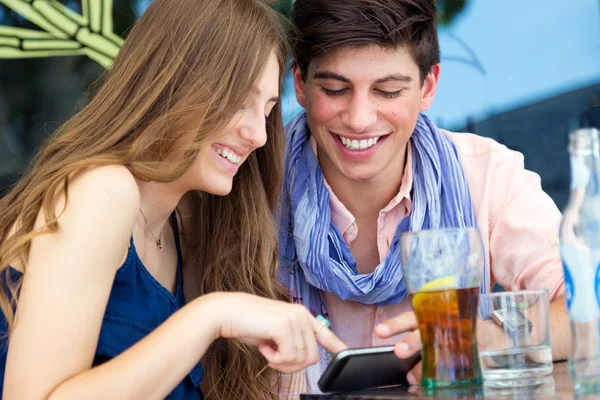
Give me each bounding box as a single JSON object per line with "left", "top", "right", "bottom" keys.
{"left": 277, "top": 111, "right": 487, "bottom": 392}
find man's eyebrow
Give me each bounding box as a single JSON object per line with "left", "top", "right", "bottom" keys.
{"left": 312, "top": 71, "right": 351, "bottom": 83}
{"left": 374, "top": 74, "right": 413, "bottom": 84}
{"left": 312, "top": 71, "right": 413, "bottom": 85}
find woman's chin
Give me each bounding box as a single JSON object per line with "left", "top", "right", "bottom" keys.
{"left": 200, "top": 181, "right": 233, "bottom": 196}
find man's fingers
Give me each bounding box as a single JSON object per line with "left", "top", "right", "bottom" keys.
{"left": 408, "top": 385, "right": 421, "bottom": 394}
{"left": 407, "top": 360, "right": 422, "bottom": 385}
{"left": 375, "top": 312, "right": 418, "bottom": 338}
{"left": 393, "top": 329, "right": 422, "bottom": 358}
{"left": 477, "top": 318, "right": 512, "bottom": 350}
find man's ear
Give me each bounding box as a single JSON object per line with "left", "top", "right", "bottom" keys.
{"left": 292, "top": 64, "right": 307, "bottom": 108}
{"left": 420, "top": 64, "right": 440, "bottom": 111}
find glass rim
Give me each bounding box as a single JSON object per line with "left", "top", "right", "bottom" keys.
{"left": 400, "top": 227, "right": 481, "bottom": 238}
{"left": 479, "top": 288, "right": 549, "bottom": 298}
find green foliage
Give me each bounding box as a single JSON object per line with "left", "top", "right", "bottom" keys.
{"left": 437, "top": 0, "right": 469, "bottom": 26}
{"left": 267, "top": 0, "right": 293, "bottom": 20}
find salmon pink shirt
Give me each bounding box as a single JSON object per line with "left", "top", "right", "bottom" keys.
{"left": 318, "top": 130, "right": 565, "bottom": 349}
{"left": 278, "top": 130, "right": 565, "bottom": 398}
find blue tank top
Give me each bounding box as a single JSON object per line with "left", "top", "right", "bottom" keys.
{"left": 0, "top": 214, "right": 204, "bottom": 399}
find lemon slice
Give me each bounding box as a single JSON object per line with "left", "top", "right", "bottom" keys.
{"left": 420, "top": 276, "right": 456, "bottom": 292}
{"left": 412, "top": 276, "right": 457, "bottom": 313}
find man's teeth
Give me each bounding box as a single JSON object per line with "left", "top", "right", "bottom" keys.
{"left": 338, "top": 135, "right": 380, "bottom": 150}
{"left": 215, "top": 148, "right": 241, "bottom": 164}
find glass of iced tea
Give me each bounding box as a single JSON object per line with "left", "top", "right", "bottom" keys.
{"left": 401, "top": 228, "right": 484, "bottom": 389}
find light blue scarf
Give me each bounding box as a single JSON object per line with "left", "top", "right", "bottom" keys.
{"left": 277, "top": 111, "right": 487, "bottom": 391}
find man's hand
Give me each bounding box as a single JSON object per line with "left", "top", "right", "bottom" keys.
{"left": 375, "top": 311, "right": 516, "bottom": 384}
{"left": 375, "top": 312, "right": 422, "bottom": 385}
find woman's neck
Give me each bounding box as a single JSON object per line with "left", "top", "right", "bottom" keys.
{"left": 135, "top": 179, "right": 185, "bottom": 236}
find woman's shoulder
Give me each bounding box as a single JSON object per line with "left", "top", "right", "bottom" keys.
{"left": 72, "top": 165, "right": 139, "bottom": 192}
{"left": 8, "top": 165, "right": 140, "bottom": 273}
{"left": 67, "top": 165, "right": 141, "bottom": 214}
{"left": 9, "top": 165, "right": 140, "bottom": 239}
{"left": 40, "top": 164, "right": 141, "bottom": 243}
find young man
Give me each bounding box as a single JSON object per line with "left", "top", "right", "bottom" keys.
{"left": 277, "top": 0, "right": 569, "bottom": 393}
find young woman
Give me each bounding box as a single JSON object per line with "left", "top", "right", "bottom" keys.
{"left": 0, "top": 0, "right": 345, "bottom": 399}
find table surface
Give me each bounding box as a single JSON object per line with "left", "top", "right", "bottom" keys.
{"left": 300, "top": 362, "right": 598, "bottom": 399}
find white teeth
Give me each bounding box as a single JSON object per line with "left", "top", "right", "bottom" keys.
{"left": 226, "top": 153, "right": 240, "bottom": 163}
{"left": 214, "top": 147, "right": 241, "bottom": 164}
{"left": 338, "top": 135, "right": 381, "bottom": 151}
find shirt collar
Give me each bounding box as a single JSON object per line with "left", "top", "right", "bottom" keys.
{"left": 308, "top": 136, "right": 413, "bottom": 238}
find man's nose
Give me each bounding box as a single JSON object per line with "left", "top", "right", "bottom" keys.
{"left": 340, "top": 92, "right": 378, "bottom": 133}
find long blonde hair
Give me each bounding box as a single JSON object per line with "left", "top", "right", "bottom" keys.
{"left": 0, "top": 0, "right": 288, "bottom": 398}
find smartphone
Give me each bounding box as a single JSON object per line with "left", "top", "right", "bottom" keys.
{"left": 317, "top": 345, "right": 421, "bottom": 393}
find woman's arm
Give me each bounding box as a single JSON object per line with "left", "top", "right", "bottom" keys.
{"left": 4, "top": 166, "right": 346, "bottom": 400}
{"left": 4, "top": 165, "right": 144, "bottom": 399}
{"left": 47, "top": 293, "right": 222, "bottom": 400}
{"left": 46, "top": 292, "right": 346, "bottom": 400}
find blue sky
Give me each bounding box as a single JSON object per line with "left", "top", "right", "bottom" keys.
{"left": 428, "top": 0, "right": 600, "bottom": 127}
{"left": 283, "top": 0, "right": 600, "bottom": 127}
{"left": 3, "top": 0, "right": 596, "bottom": 129}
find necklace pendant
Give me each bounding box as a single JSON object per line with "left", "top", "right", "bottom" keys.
{"left": 157, "top": 239, "right": 162, "bottom": 250}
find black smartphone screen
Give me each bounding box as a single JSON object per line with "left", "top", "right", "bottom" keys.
{"left": 318, "top": 346, "right": 422, "bottom": 393}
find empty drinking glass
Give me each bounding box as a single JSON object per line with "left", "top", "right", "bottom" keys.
{"left": 478, "top": 289, "right": 553, "bottom": 388}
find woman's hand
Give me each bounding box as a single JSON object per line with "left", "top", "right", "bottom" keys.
{"left": 212, "top": 293, "right": 348, "bottom": 373}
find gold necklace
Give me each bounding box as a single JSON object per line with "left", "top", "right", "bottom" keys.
{"left": 139, "top": 208, "right": 162, "bottom": 250}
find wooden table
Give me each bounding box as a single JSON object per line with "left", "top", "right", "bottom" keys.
{"left": 301, "top": 362, "right": 591, "bottom": 399}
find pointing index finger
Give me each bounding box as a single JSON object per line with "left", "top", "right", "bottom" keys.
{"left": 312, "top": 315, "right": 348, "bottom": 354}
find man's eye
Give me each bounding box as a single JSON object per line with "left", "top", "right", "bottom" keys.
{"left": 321, "top": 87, "right": 348, "bottom": 97}
{"left": 375, "top": 89, "right": 402, "bottom": 98}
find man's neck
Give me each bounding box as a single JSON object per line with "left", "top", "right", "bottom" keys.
{"left": 319, "top": 144, "right": 408, "bottom": 220}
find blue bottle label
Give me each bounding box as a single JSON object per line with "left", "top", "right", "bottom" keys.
{"left": 596, "top": 264, "right": 600, "bottom": 308}
{"left": 562, "top": 258, "right": 574, "bottom": 311}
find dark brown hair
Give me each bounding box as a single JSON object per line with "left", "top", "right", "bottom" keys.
{"left": 290, "top": 0, "right": 440, "bottom": 83}
{"left": 0, "top": 0, "right": 288, "bottom": 398}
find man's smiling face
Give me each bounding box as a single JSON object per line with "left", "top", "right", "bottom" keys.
{"left": 293, "top": 45, "right": 439, "bottom": 184}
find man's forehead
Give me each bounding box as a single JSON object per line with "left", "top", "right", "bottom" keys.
{"left": 307, "top": 45, "right": 419, "bottom": 82}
